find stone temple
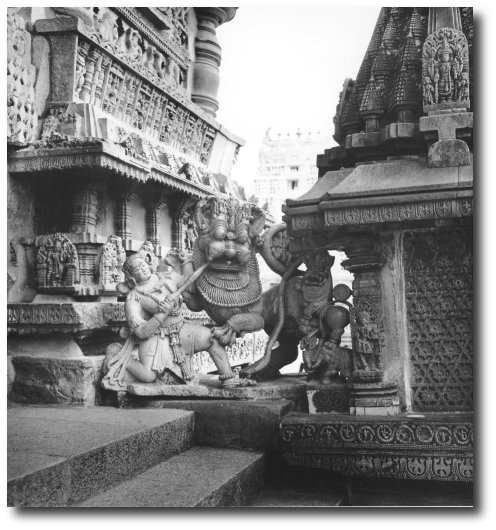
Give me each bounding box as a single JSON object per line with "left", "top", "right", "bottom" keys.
{"left": 7, "top": 7, "right": 473, "bottom": 507}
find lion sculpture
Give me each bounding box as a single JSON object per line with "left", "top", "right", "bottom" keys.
{"left": 177, "top": 196, "right": 352, "bottom": 381}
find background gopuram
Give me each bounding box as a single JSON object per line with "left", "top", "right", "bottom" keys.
{"left": 6, "top": 7, "right": 267, "bottom": 404}
{"left": 281, "top": 7, "right": 473, "bottom": 483}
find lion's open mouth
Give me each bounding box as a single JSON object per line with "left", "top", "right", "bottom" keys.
{"left": 209, "top": 258, "right": 243, "bottom": 272}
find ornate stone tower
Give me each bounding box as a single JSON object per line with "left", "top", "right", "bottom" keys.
{"left": 281, "top": 7, "right": 473, "bottom": 483}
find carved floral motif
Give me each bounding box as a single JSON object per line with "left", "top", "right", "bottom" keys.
{"left": 404, "top": 228, "right": 473, "bottom": 411}
{"left": 7, "top": 9, "right": 38, "bottom": 144}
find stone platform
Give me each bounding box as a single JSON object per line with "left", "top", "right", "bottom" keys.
{"left": 126, "top": 373, "right": 307, "bottom": 402}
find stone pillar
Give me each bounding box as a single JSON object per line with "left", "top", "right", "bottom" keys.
{"left": 342, "top": 236, "right": 400, "bottom": 416}
{"left": 192, "top": 7, "right": 236, "bottom": 117}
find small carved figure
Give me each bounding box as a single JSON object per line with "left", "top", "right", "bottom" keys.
{"left": 184, "top": 221, "right": 197, "bottom": 251}
{"left": 458, "top": 72, "right": 469, "bottom": 102}
{"left": 102, "top": 251, "right": 255, "bottom": 390}
{"left": 353, "top": 310, "right": 378, "bottom": 370}
{"left": 423, "top": 76, "right": 435, "bottom": 106}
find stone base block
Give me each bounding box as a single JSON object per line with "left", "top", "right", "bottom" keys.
{"left": 10, "top": 355, "right": 104, "bottom": 405}
{"left": 306, "top": 382, "right": 350, "bottom": 414}
{"left": 428, "top": 139, "right": 471, "bottom": 168}
{"left": 349, "top": 381, "right": 400, "bottom": 416}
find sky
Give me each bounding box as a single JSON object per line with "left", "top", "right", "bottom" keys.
{"left": 215, "top": 5, "right": 381, "bottom": 194}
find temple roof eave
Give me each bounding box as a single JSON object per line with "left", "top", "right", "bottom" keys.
{"left": 7, "top": 141, "right": 228, "bottom": 200}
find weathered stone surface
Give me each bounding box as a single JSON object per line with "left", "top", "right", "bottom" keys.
{"left": 8, "top": 405, "right": 194, "bottom": 506}
{"left": 79, "top": 446, "right": 265, "bottom": 507}
{"left": 251, "top": 486, "right": 345, "bottom": 507}
{"left": 142, "top": 398, "right": 294, "bottom": 451}
{"left": 127, "top": 374, "right": 306, "bottom": 403}
{"left": 10, "top": 354, "right": 104, "bottom": 405}
{"left": 427, "top": 138, "right": 471, "bottom": 167}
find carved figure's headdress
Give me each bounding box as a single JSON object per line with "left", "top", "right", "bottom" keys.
{"left": 122, "top": 253, "right": 146, "bottom": 279}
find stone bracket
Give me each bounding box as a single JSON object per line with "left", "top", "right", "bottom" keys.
{"left": 419, "top": 111, "right": 473, "bottom": 168}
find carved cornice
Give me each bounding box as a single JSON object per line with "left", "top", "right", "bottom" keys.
{"left": 287, "top": 195, "right": 472, "bottom": 233}
{"left": 281, "top": 416, "right": 473, "bottom": 481}
{"left": 8, "top": 144, "right": 225, "bottom": 200}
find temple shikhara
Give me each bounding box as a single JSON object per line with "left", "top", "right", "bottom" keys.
{"left": 7, "top": 7, "right": 473, "bottom": 507}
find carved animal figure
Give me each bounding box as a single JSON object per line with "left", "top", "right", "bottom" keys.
{"left": 178, "top": 198, "right": 351, "bottom": 381}
{"left": 180, "top": 197, "right": 266, "bottom": 350}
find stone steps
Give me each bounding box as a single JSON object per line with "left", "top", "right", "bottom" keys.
{"left": 8, "top": 404, "right": 195, "bottom": 507}
{"left": 79, "top": 446, "right": 265, "bottom": 508}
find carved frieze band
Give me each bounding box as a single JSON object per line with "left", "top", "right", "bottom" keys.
{"left": 282, "top": 453, "right": 472, "bottom": 482}
{"left": 290, "top": 198, "right": 472, "bottom": 232}
{"left": 281, "top": 420, "right": 473, "bottom": 449}
{"left": 324, "top": 199, "right": 472, "bottom": 226}
{"left": 73, "top": 33, "right": 215, "bottom": 163}
{"left": 8, "top": 304, "right": 81, "bottom": 327}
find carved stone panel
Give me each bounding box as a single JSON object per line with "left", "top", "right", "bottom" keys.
{"left": 99, "top": 235, "right": 126, "bottom": 291}
{"left": 7, "top": 9, "right": 38, "bottom": 144}
{"left": 36, "top": 233, "right": 79, "bottom": 288}
{"left": 404, "top": 227, "right": 473, "bottom": 412}
{"left": 422, "top": 27, "right": 470, "bottom": 110}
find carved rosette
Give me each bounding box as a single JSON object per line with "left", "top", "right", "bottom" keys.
{"left": 422, "top": 27, "right": 470, "bottom": 110}
{"left": 7, "top": 9, "right": 38, "bottom": 144}
{"left": 280, "top": 418, "right": 473, "bottom": 481}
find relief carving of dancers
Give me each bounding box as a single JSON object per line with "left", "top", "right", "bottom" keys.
{"left": 102, "top": 249, "right": 256, "bottom": 392}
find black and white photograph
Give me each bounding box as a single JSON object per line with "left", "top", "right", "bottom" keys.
{"left": 6, "top": 2, "right": 486, "bottom": 517}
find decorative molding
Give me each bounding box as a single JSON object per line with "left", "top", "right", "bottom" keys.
{"left": 7, "top": 304, "right": 82, "bottom": 327}
{"left": 281, "top": 418, "right": 473, "bottom": 481}
{"left": 319, "top": 198, "right": 472, "bottom": 228}
{"left": 282, "top": 452, "right": 472, "bottom": 482}
{"left": 291, "top": 213, "right": 325, "bottom": 231}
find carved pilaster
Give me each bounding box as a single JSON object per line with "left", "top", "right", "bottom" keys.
{"left": 143, "top": 187, "right": 166, "bottom": 249}
{"left": 170, "top": 196, "right": 197, "bottom": 251}
{"left": 192, "top": 7, "right": 236, "bottom": 116}
{"left": 115, "top": 184, "right": 136, "bottom": 242}
{"left": 342, "top": 235, "right": 400, "bottom": 415}
{"left": 69, "top": 181, "right": 101, "bottom": 234}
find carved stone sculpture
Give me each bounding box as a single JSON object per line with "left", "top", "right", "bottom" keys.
{"left": 99, "top": 235, "right": 126, "bottom": 291}
{"left": 422, "top": 27, "right": 469, "bottom": 108}
{"left": 36, "top": 234, "right": 79, "bottom": 288}
{"left": 180, "top": 202, "right": 353, "bottom": 382}
{"left": 102, "top": 246, "right": 256, "bottom": 391}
